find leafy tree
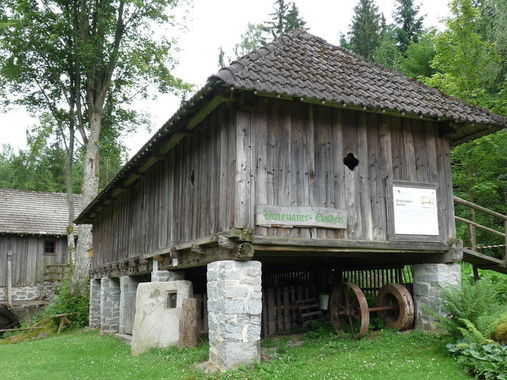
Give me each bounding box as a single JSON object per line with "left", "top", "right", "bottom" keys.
{"left": 425, "top": 0, "right": 502, "bottom": 107}
{"left": 0, "top": 0, "right": 188, "bottom": 283}
{"left": 342, "top": 0, "right": 383, "bottom": 60}
{"left": 234, "top": 23, "right": 266, "bottom": 58}
{"left": 373, "top": 24, "right": 403, "bottom": 70}
{"left": 425, "top": 0, "right": 506, "bottom": 255}
{"left": 399, "top": 31, "right": 436, "bottom": 78}
{"left": 0, "top": 141, "right": 69, "bottom": 193}
{"left": 393, "top": 0, "right": 424, "bottom": 52}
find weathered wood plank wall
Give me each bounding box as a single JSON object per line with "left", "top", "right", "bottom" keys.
{"left": 0, "top": 236, "right": 67, "bottom": 287}
{"left": 90, "top": 96, "right": 455, "bottom": 269}
{"left": 91, "top": 103, "right": 237, "bottom": 268}
{"left": 236, "top": 97, "right": 455, "bottom": 242}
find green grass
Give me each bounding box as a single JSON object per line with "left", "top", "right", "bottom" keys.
{"left": 0, "top": 328, "right": 471, "bottom": 380}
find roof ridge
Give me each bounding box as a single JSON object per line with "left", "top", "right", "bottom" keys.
{"left": 211, "top": 28, "right": 504, "bottom": 125}
{"left": 0, "top": 187, "right": 81, "bottom": 197}
{"left": 211, "top": 29, "right": 316, "bottom": 84}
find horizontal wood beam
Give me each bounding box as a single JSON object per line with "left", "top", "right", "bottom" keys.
{"left": 455, "top": 216, "right": 505, "bottom": 238}
{"left": 123, "top": 173, "right": 142, "bottom": 187}
{"left": 463, "top": 248, "right": 507, "bottom": 274}
{"left": 252, "top": 236, "right": 449, "bottom": 252}
{"left": 454, "top": 196, "right": 507, "bottom": 220}
{"left": 186, "top": 95, "right": 231, "bottom": 131}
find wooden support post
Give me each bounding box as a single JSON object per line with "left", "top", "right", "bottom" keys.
{"left": 6, "top": 251, "right": 12, "bottom": 308}
{"left": 179, "top": 298, "right": 198, "bottom": 348}
{"left": 469, "top": 218, "right": 480, "bottom": 281}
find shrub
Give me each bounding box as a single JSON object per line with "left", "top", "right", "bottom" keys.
{"left": 493, "top": 314, "right": 507, "bottom": 344}
{"left": 447, "top": 340, "right": 507, "bottom": 380}
{"left": 436, "top": 279, "right": 507, "bottom": 342}
{"left": 40, "top": 280, "right": 89, "bottom": 328}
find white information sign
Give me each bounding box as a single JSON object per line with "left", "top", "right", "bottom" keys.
{"left": 393, "top": 186, "right": 439, "bottom": 235}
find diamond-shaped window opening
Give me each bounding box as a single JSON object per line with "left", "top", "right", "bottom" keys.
{"left": 343, "top": 153, "right": 359, "bottom": 171}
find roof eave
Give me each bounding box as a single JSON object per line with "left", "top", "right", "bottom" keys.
{"left": 75, "top": 83, "right": 234, "bottom": 224}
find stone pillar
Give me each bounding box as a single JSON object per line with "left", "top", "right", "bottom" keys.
{"left": 207, "top": 260, "right": 262, "bottom": 370}
{"left": 100, "top": 277, "right": 120, "bottom": 333}
{"left": 119, "top": 276, "right": 140, "bottom": 335}
{"left": 412, "top": 263, "right": 461, "bottom": 330}
{"left": 89, "top": 279, "right": 101, "bottom": 329}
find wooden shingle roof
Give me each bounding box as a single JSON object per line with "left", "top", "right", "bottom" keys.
{"left": 211, "top": 30, "right": 505, "bottom": 140}
{"left": 0, "top": 188, "right": 81, "bottom": 236}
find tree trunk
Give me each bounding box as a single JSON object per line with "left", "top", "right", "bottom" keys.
{"left": 66, "top": 125, "right": 76, "bottom": 271}
{"left": 73, "top": 110, "right": 102, "bottom": 284}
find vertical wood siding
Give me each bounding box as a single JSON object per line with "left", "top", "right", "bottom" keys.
{"left": 90, "top": 96, "right": 455, "bottom": 268}
{"left": 0, "top": 235, "right": 67, "bottom": 287}
{"left": 240, "top": 98, "right": 454, "bottom": 242}
{"left": 91, "top": 103, "right": 237, "bottom": 267}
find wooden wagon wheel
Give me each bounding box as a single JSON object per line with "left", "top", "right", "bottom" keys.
{"left": 375, "top": 283, "right": 414, "bottom": 330}
{"left": 329, "top": 282, "right": 370, "bottom": 339}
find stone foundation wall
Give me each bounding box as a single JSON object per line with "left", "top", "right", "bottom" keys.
{"left": 100, "top": 277, "right": 120, "bottom": 333}
{"left": 0, "top": 282, "right": 58, "bottom": 302}
{"left": 0, "top": 282, "right": 59, "bottom": 323}
{"left": 207, "top": 260, "right": 262, "bottom": 370}
{"left": 89, "top": 279, "right": 101, "bottom": 329}
{"left": 119, "top": 276, "right": 140, "bottom": 335}
{"left": 412, "top": 263, "right": 461, "bottom": 330}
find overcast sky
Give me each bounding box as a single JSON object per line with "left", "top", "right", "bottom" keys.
{"left": 0, "top": 0, "right": 450, "bottom": 158}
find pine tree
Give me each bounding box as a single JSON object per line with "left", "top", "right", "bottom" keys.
{"left": 346, "top": 0, "right": 383, "bottom": 60}
{"left": 264, "top": 0, "right": 307, "bottom": 39}
{"left": 286, "top": 3, "right": 307, "bottom": 31}
{"left": 266, "top": 0, "right": 290, "bottom": 37}
{"left": 394, "top": 0, "right": 424, "bottom": 52}
{"left": 234, "top": 1, "right": 306, "bottom": 58}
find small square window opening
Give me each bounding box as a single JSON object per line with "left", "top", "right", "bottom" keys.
{"left": 166, "top": 291, "right": 177, "bottom": 309}
{"left": 44, "top": 240, "right": 56, "bottom": 255}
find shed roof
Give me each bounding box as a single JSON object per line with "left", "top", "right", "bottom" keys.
{"left": 211, "top": 30, "right": 505, "bottom": 132}
{"left": 0, "top": 188, "right": 82, "bottom": 236}
{"left": 75, "top": 30, "right": 505, "bottom": 224}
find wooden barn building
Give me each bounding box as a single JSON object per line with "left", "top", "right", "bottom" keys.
{"left": 0, "top": 188, "right": 80, "bottom": 328}
{"left": 76, "top": 31, "right": 506, "bottom": 368}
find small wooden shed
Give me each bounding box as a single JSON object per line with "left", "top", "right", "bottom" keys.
{"left": 0, "top": 188, "right": 80, "bottom": 326}
{"left": 76, "top": 31, "right": 506, "bottom": 366}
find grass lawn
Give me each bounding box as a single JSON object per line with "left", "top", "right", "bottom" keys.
{"left": 0, "top": 328, "right": 471, "bottom": 380}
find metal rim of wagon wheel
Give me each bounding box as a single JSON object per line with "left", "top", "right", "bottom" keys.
{"left": 375, "top": 283, "right": 414, "bottom": 330}
{"left": 329, "top": 282, "right": 370, "bottom": 339}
